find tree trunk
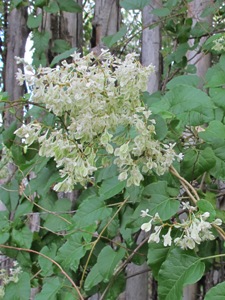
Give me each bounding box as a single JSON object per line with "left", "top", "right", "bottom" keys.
{"left": 141, "top": 0, "right": 162, "bottom": 94}
{"left": 187, "top": 0, "right": 213, "bottom": 86}
{"left": 3, "top": 6, "right": 29, "bottom": 128}
{"left": 91, "top": 0, "right": 120, "bottom": 55}
{"left": 42, "top": 0, "right": 83, "bottom": 65}
{"left": 124, "top": 3, "right": 162, "bottom": 299}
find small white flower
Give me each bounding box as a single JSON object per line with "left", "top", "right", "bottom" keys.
{"left": 181, "top": 201, "right": 196, "bottom": 211}
{"left": 163, "top": 227, "right": 172, "bottom": 247}
{"left": 140, "top": 209, "right": 150, "bottom": 218}
{"left": 212, "top": 218, "right": 222, "bottom": 226}
{"left": 177, "top": 153, "right": 184, "bottom": 161}
{"left": 148, "top": 226, "right": 162, "bottom": 243}
{"left": 141, "top": 221, "right": 152, "bottom": 232}
{"left": 153, "top": 212, "right": 161, "bottom": 222}
{"left": 118, "top": 171, "right": 128, "bottom": 181}
{"left": 181, "top": 236, "right": 196, "bottom": 250}
{"left": 200, "top": 230, "right": 215, "bottom": 241}
{"left": 189, "top": 222, "right": 201, "bottom": 244}
{"left": 201, "top": 212, "right": 210, "bottom": 220}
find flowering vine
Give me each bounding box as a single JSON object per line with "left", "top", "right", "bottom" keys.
{"left": 141, "top": 202, "right": 222, "bottom": 250}
{"left": 15, "top": 51, "right": 182, "bottom": 192}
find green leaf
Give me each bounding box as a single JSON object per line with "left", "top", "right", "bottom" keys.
{"left": 43, "top": 199, "right": 72, "bottom": 231}
{"left": 38, "top": 244, "right": 57, "bottom": 276}
{"left": 72, "top": 196, "right": 112, "bottom": 227}
{"left": 209, "top": 141, "right": 225, "bottom": 179}
{"left": 167, "top": 75, "right": 200, "bottom": 89}
{"left": 35, "top": 277, "right": 61, "bottom": 300}
{"left": 12, "top": 226, "right": 33, "bottom": 248}
{"left": 84, "top": 264, "right": 104, "bottom": 291}
{"left": 33, "top": 30, "right": 51, "bottom": 55}
{"left": 27, "top": 14, "right": 42, "bottom": 29}
{"left": 2, "top": 120, "right": 17, "bottom": 148}
{"left": 24, "top": 163, "right": 60, "bottom": 197}
{"left": 60, "top": 291, "right": 80, "bottom": 300}
{"left": 140, "top": 181, "right": 180, "bottom": 221}
{"left": 120, "top": 206, "right": 134, "bottom": 244}
{"left": 167, "top": 43, "right": 189, "bottom": 64}
{"left": 14, "top": 201, "right": 33, "bottom": 219}
{"left": 190, "top": 21, "right": 211, "bottom": 38}
{"left": 151, "top": 8, "right": 171, "bottom": 17}
{"left": 153, "top": 114, "right": 168, "bottom": 141}
{"left": 99, "top": 176, "right": 126, "bottom": 201}
{"left": 0, "top": 210, "right": 9, "bottom": 228}
{"left": 95, "top": 164, "right": 118, "bottom": 183}
{"left": 98, "top": 246, "right": 125, "bottom": 281}
{"left": 56, "top": 233, "right": 87, "bottom": 272}
{"left": 185, "top": 64, "right": 197, "bottom": 74}
{"left": 200, "top": 3, "right": 220, "bottom": 18}
{"left": 102, "top": 26, "right": 127, "bottom": 48}
{"left": 4, "top": 272, "right": 30, "bottom": 300}
{"left": 181, "top": 148, "right": 216, "bottom": 181}
{"left": 120, "top": 0, "right": 150, "bottom": 10}
{"left": 199, "top": 122, "right": 225, "bottom": 177}
{"left": 34, "top": 0, "right": 47, "bottom": 7}
{"left": 0, "top": 232, "right": 9, "bottom": 243}
{"left": 205, "top": 281, "right": 225, "bottom": 300}
{"left": 147, "top": 241, "right": 171, "bottom": 279}
{"left": 9, "top": 179, "right": 20, "bottom": 211}
{"left": 12, "top": 0, "right": 23, "bottom": 8}
{"left": 124, "top": 184, "right": 142, "bottom": 204}
{"left": 203, "top": 33, "right": 224, "bottom": 54}
{"left": 205, "top": 64, "right": 225, "bottom": 88}
{"left": 33, "top": 51, "right": 48, "bottom": 68}
{"left": 25, "top": 105, "right": 55, "bottom": 126}
{"left": 105, "top": 273, "right": 126, "bottom": 300}
{"left": 199, "top": 121, "right": 225, "bottom": 142}
{"left": 197, "top": 200, "right": 216, "bottom": 222}
{"left": 158, "top": 248, "right": 205, "bottom": 300}
{"left": 44, "top": 1, "right": 60, "bottom": 13}
{"left": 52, "top": 39, "right": 71, "bottom": 54}
{"left": 85, "top": 246, "right": 125, "bottom": 290}
{"left": 165, "top": 0, "right": 179, "bottom": 8}
{"left": 50, "top": 48, "right": 76, "bottom": 67}
{"left": 155, "top": 86, "right": 214, "bottom": 126}
{"left": 210, "top": 87, "right": 225, "bottom": 111}
{"left": 56, "top": 0, "right": 82, "bottom": 12}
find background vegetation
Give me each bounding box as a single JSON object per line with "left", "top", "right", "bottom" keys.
{"left": 1, "top": 0, "right": 225, "bottom": 299}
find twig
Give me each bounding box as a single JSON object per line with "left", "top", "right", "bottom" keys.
{"left": 169, "top": 166, "right": 200, "bottom": 204}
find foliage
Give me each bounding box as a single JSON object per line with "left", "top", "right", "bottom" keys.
{"left": 1, "top": 0, "right": 225, "bottom": 299}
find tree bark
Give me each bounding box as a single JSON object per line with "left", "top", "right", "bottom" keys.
{"left": 42, "top": 0, "right": 83, "bottom": 65}
{"left": 3, "top": 6, "right": 29, "bottom": 128}
{"left": 91, "top": 0, "right": 120, "bottom": 55}
{"left": 187, "top": 0, "right": 213, "bottom": 85}
{"left": 141, "top": 0, "right": 162, "bottom": 94}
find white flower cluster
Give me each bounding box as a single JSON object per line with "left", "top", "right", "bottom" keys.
{"left": 0, "top": 261, "right": 22, "bottom": 298}
{"left": 212, "top": 36, "right": 225, "bottom": 52}
{"left": 15, "top": 51, "right": 182, "bottom": 192}
{"left": 141, "top": 202, "right": 222, "bottom": 250}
